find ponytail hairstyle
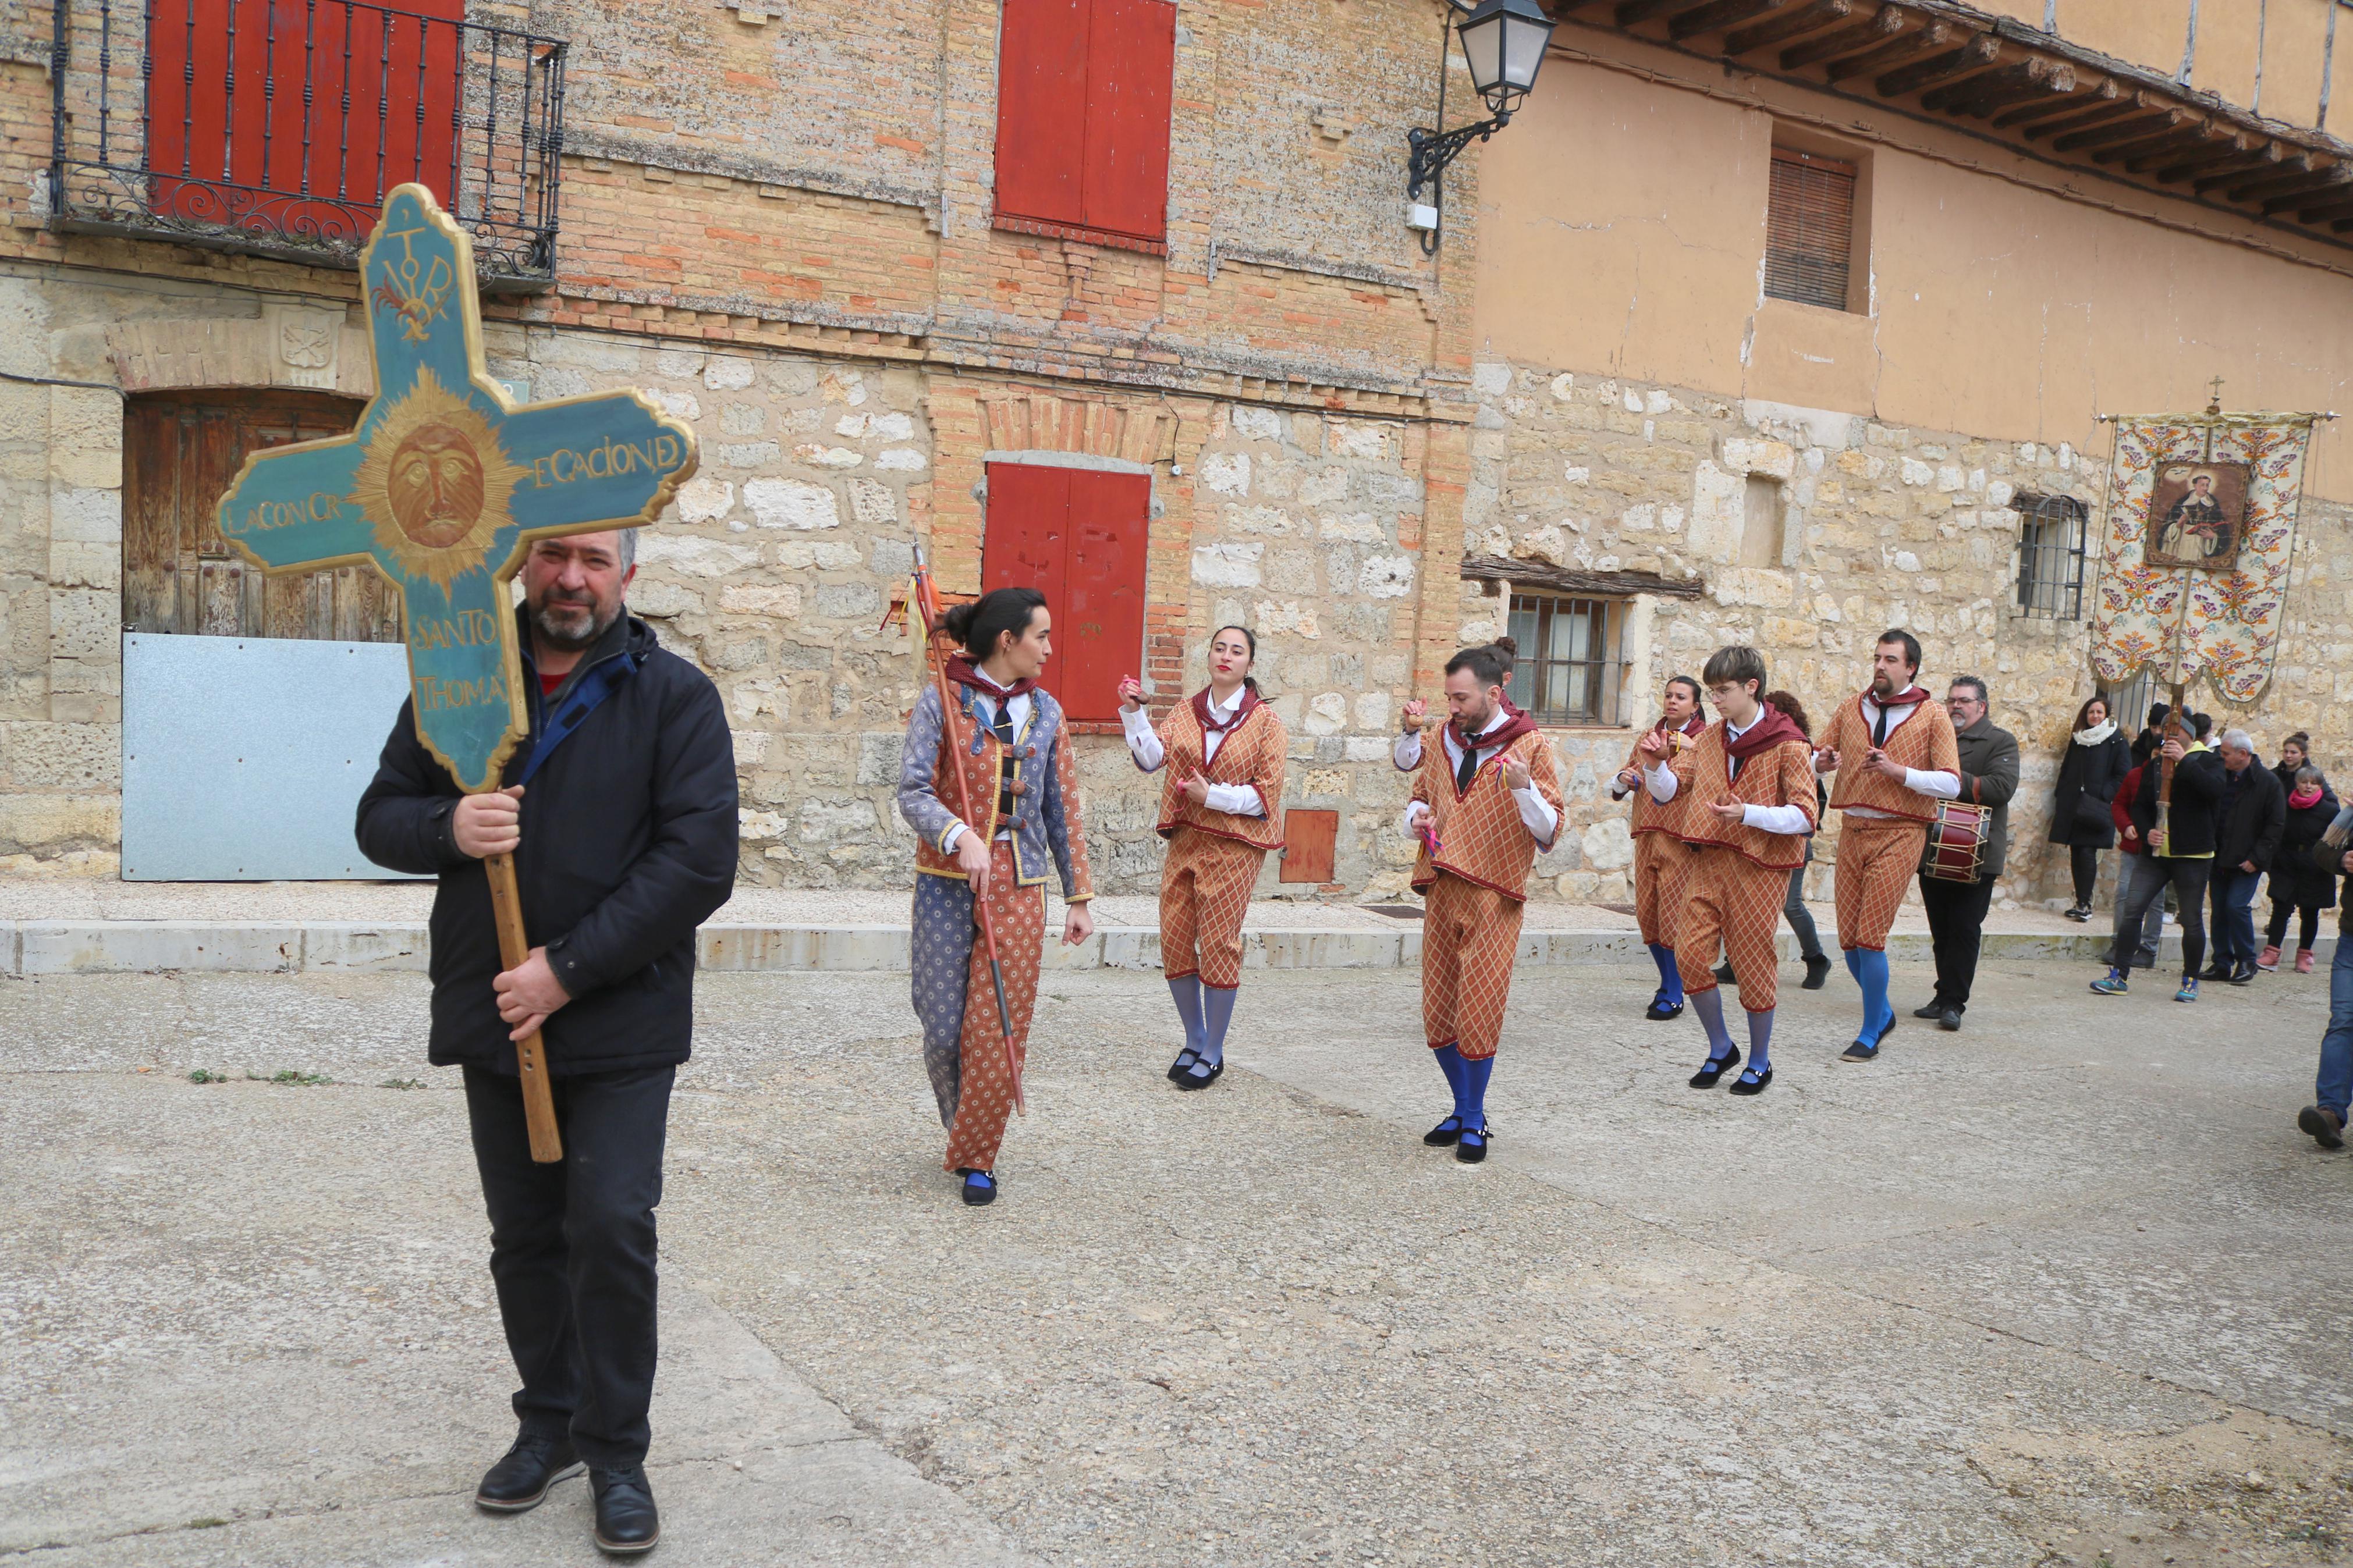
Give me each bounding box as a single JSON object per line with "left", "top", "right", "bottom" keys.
{"left": 940, "top": 586, "right": 1047, "bottom": 663}
{"left": 1665, "top": 674, "right": 1704, "bottom": 717}
{"left": 1445, "top": 634, "right": 1517, "bottom": 689}
{"left": 1764, "top": 689, "right": 1812, "bottom": 739}
{"left": 1209, "top": 623, "right": 1260, "bottom": 692}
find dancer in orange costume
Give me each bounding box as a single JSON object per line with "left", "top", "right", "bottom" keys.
{"left": 1393, "top": 637, "right": 1563, "bottom": 1164}
{"left": 1610, "top": 675, "right": 1708, "bottom": 1021}
{"left": 1639, "top": 647, "right": 1818, "bottom": 1097}
{"left": 1812, "top": 628, "right": 1960, "bottom": 1064}
{"left": 1117, "top": 625, "right": 1287, "bottom": 1091}
{"left": 897, "top": 587, "right": 1095, "bottom": 1207}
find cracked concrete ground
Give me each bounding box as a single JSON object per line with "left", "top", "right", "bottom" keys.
{"left": 4, "top": 958, "right": 2352, "bottom": 1565}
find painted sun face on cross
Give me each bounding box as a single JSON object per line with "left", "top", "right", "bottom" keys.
{"left": 215, "top": 185, "right": 697, "bottom": 792}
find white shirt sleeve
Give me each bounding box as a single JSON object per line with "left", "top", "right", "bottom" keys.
{"left": 1203, "top": 783, "right": 1264, "bottom": 817}
{"left": 1513, "top": 787, "right": 1559, "bottom": 844}
{"left": 1394, "top": 730, "right": 1424, "bottom": 771}
{"left": 1644, "top": 761, "right": 1680, "bottom": 803}
{"left": 1740, "top": 803, "right": 1813, "bottom": 834}
{"left": 1905, "top": 768, "right": 1962, "bottom": 799}
{"left": 941, "top": 820, "right": 968, "bottom": 853}
{"left": 1121, "top": 705, "right": 1165, "bottom": 771}
{"left": 1404, "top": 798, "right": 1431, "bottom": 835}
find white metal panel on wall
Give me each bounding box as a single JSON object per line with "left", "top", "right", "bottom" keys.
{"left": 122, "top": 632, "right": 429, "bottom": 880}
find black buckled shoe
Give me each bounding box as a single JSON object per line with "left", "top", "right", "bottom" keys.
{"left": 1166, "top": 1048, "right": 1199, "bottom": 1083}
{"left": 1173, "top": 1057, "right": 1225, "bottom": 1091}
{"left": 1727, "top": 1065, "right": 1773, "bottom": 1096}
{"left": 1644, "top": 994, "right": 1685, "bottom": 1021}
{"left": 1688, "top": 1047, "right": 1741, "bottom": 1089}
{"left": 590, "top": 1464, "right": 661, "bottom": 1556}
{"left": 958, "top": 1168, "right": 998, "bottom": 1206}
{"left": 475, "top": 1428, "right": 583, "bottom": 1514}
{"left": 1456, "top": 1122, "right": 1490, "bottom": 1164}
{"left": 1423, "top": 1115, "right": 1464, "bottom": 1147}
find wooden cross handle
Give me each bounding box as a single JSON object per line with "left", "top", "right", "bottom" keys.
{"left": 484, "top": 851, "right": 563, "bottom": 1164}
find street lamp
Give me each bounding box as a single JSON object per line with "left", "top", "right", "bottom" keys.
{"left": 1406, "top": 0, "right": 1556, "bottom": 254}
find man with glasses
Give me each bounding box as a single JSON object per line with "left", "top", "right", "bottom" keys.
{"left": 1910, "top": 676, "right": 2018, "bottom": 1032}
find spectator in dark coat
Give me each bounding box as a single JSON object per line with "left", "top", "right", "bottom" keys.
{"left": 2094, "top": 721, "right": 2226, "bottom": 1000}
{"left": 2205, "top": 728, "right": 2286, "bottom": 984}
{"left": 354, "top": 528, "right": 738, "bottom": 1555}
{"left": 2050, "top": 694, "right": 2131, "bottom": 922}
{"left": 2106, "top": 762, "right": 2164, "bottom": 969}
{"left": 2129, "top": 702, "right": 2170, "bottom": 769}
{"left": 1912, "top": 676, "right": 2019, "bottom": 1030}
{"left": 2263, "top": 763, "right": 2339, "bottom": 972}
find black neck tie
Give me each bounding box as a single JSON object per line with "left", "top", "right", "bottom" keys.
{"left": 1872, "top": 702, "right": 1889, "bottom": 747}
{"left": 1456, "top": 734, "right": 1479, "bottom": 794}
{"left": 988, "top": 699, "right": 1016, "bottom": 820}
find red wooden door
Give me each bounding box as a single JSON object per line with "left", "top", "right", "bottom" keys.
{"left": 981, "top": 461, "right": 1148, "bottom": 721}
{"left": 145, "top": 0, "right": 466, "bottom": 241}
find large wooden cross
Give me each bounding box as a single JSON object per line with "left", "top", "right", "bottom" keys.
{"left": 218, "top": 185, "right": 698, "bottom": 1161}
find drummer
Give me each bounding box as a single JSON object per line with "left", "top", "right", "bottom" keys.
{"left": 1910, "top": 676, "right": 2018, "bottom": 1033}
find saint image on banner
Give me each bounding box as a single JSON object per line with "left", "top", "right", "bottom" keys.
{"left": 2145, "top": 461, "right": 2252, "bottom": 571}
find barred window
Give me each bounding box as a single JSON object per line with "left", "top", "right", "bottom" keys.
{"left": 2015, "top": 493, "right": 2088, "bottom": 619}
{"left": 1504, "top": 593, "right": 1624, "bottom": 727}
{"left": 2100, "top": 670, "right": 2153, "bottom": 736}
{"left": 1765, "top": 148, "right": 1858, "bottom": 311}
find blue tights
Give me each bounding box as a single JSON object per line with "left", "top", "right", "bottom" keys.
{"left": 1646, "top": 942, "right": 1683, "bottom": 1005}
{"left": 1845, "top": 948, "right": 1893, "bottom": 1040}
{"left": 1433, "top": 1044, "right": 1494, "bottom": 1126}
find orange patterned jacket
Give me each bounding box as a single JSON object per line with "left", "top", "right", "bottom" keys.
{"left": 1149, "top": 696, "right": 1287, "bottom": 852}
{"left": 1623, "top": 713, "right": 1707, "bottom": 840}
{"left": 1823, "top": 695, "right": 1960, "bottom": 823}
{"left": 1667, "top": 723, "right": 1819, "bottom": 872}
{"left": 1409, "top": 728, "right": 1564, "bottom": 902}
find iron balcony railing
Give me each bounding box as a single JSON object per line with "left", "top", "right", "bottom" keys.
{"left": 48, "top": 0, "right": 566, "bottom": 287}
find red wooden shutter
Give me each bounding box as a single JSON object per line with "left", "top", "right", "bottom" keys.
{"left": 982, "top": 461, "right": 1148, "bottom": 722}
{"left": 147, "top": 0, "right": 466, "bottom": 239}
{"left": 1080, "top": 0, "right": 1176, "bottom": 241}
{"left": 1764, "top": 149, "right": 1857, "bottom": 311}
{"left": 993, "top": 0, "right": 1092, "bottom": 230}
{"left": 1060, "top": 468, "right": 1150, "bottom": 720}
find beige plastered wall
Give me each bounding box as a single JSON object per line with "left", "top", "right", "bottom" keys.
{"left": 1475, "top": 47, "right": 2353, "bottom": 501}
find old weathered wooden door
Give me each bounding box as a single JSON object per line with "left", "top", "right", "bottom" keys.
{"left": 120, "top": 388, "right": 424, "bottom": 880}
{"left": 123, "top": 389, "right": 392, "bottom": 639}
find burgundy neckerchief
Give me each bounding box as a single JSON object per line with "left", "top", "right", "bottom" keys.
{"left": 1865, "top": 684, "right": 1933, "bottom": 710}
{"left": 1724, "top": 701, "right": 1807, "bottom": 762}
{"left": 944, "top": 653, "right": 1038, "bottom": 702}
{"left": 1653, "top": 710, "right": 1706, "bottom": 741}
{"left": 1192, "top": 682, "right": 1262, "bottom": 735}
{"left": 1447, "top": 698, "right": 1539, "bottom": 765}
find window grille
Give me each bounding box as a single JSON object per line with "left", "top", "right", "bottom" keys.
{"left": 1765, "top": 148, "right": 1857, "bottom": 311}
{"left": 1504, "top": 594, "right": 1623, "bottom": 727}
{"left": 2015, "top": 493, "right": 2089, "bottom": 619}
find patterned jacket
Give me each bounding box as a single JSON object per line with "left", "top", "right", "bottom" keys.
{"left": 1408, "top": 730, "right": 1564, "bottom": 902}
{"left": 1668, "top": 723, "right": 1819, "bottom": 871}
{"left": 897, "top": 681, "right": 1094, "bottom": 899}
{"left": 1148, "top": 698, "right": 1287, "bottom": 852}
{"left": 1823, "top": 695, "right": 1960, "bottom": 822}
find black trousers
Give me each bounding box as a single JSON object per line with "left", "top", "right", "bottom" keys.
{"left": 2070, "top": 844, "right": 2102, "bottom": 907}
{"left": 2110, "top": 858, "right": 2211, "bottom": 977}
{"left": 464, "top": 1063, "right": 675, "bottom": 1470}
{"left": 1918, "top": 872, "right": 1996, "bottom": 1010}
{"left": 2267, "top": 896, "right": 2324, "bottom": 952}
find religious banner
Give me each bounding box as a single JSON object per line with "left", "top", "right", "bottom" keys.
{"left": 2089, "top": 406, "right": 2325, "bottom": 705}
{"left": 217, "top": 183, "right": 697, "bottom": 792}
{"left": 214, "top": 185, "right": 698, "bottom": 1161}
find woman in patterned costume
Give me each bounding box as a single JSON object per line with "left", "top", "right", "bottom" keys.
{"left": 1117, "top": 625, "right": 1288, "bottom": 1090}
{"left": 1393, "top": 638, "right": 1564, "bottom": 1163}
{"left": 1638, "top": 648, "right": 1818, "bottom": 1097}
{"left": 1610, "top": 675, "right": 1708, "bottom": 1020}
{"left": 896, "top": 587, "right": 1095, "bottom": 1207}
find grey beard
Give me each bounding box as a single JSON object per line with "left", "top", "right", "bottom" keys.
{"left": 533, "top": 597, "right": 617, "bottom": 653}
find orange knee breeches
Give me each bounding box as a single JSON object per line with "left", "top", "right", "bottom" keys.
{"left": 1421, "top": 872, "right": 1526, "bottom": 1061}
{"left": 1834, "top": 817, "right": 1928, "bottom": 952}
{"left": 1673, "top": 848, "right": 1788, "bottom": 1012}
{"left": 1160, "top": 829, "right": 1264, "bottom": 990}
{"left": 1635, "top": 831, "right": 1695, "bottom": 947}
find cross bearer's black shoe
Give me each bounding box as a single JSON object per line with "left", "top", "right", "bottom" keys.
{"left": 590, "top": 1464, "right": 661, "bottom": 1556}
{"left": 475, "top": 1428, "right": 583, "bottom": 1514}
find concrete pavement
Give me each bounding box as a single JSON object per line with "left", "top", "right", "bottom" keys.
{"left": 5, "top": 957, "right": 2351, "bottom": 1565}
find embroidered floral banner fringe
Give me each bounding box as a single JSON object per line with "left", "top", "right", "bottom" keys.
{"left": 2089, "top": 411, "right": 2324, "bottom": 706}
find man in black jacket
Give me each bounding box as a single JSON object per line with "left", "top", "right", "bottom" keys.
{"left": 2203, "top": 728, "right": 2285, "bottom": 986}
{"left": 2093, "top": 716, "right": 2226, "bottom": 1002}
{"left": 356, "top": 528, "right": 737, "bottom": 1556}
{"left": 1912, "top": 676, "right": 2019, "bottom": 1031}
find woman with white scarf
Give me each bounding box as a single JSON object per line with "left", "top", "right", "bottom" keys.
{"left": 2049, "top": 695, "right": 2132, "bottom": 921}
